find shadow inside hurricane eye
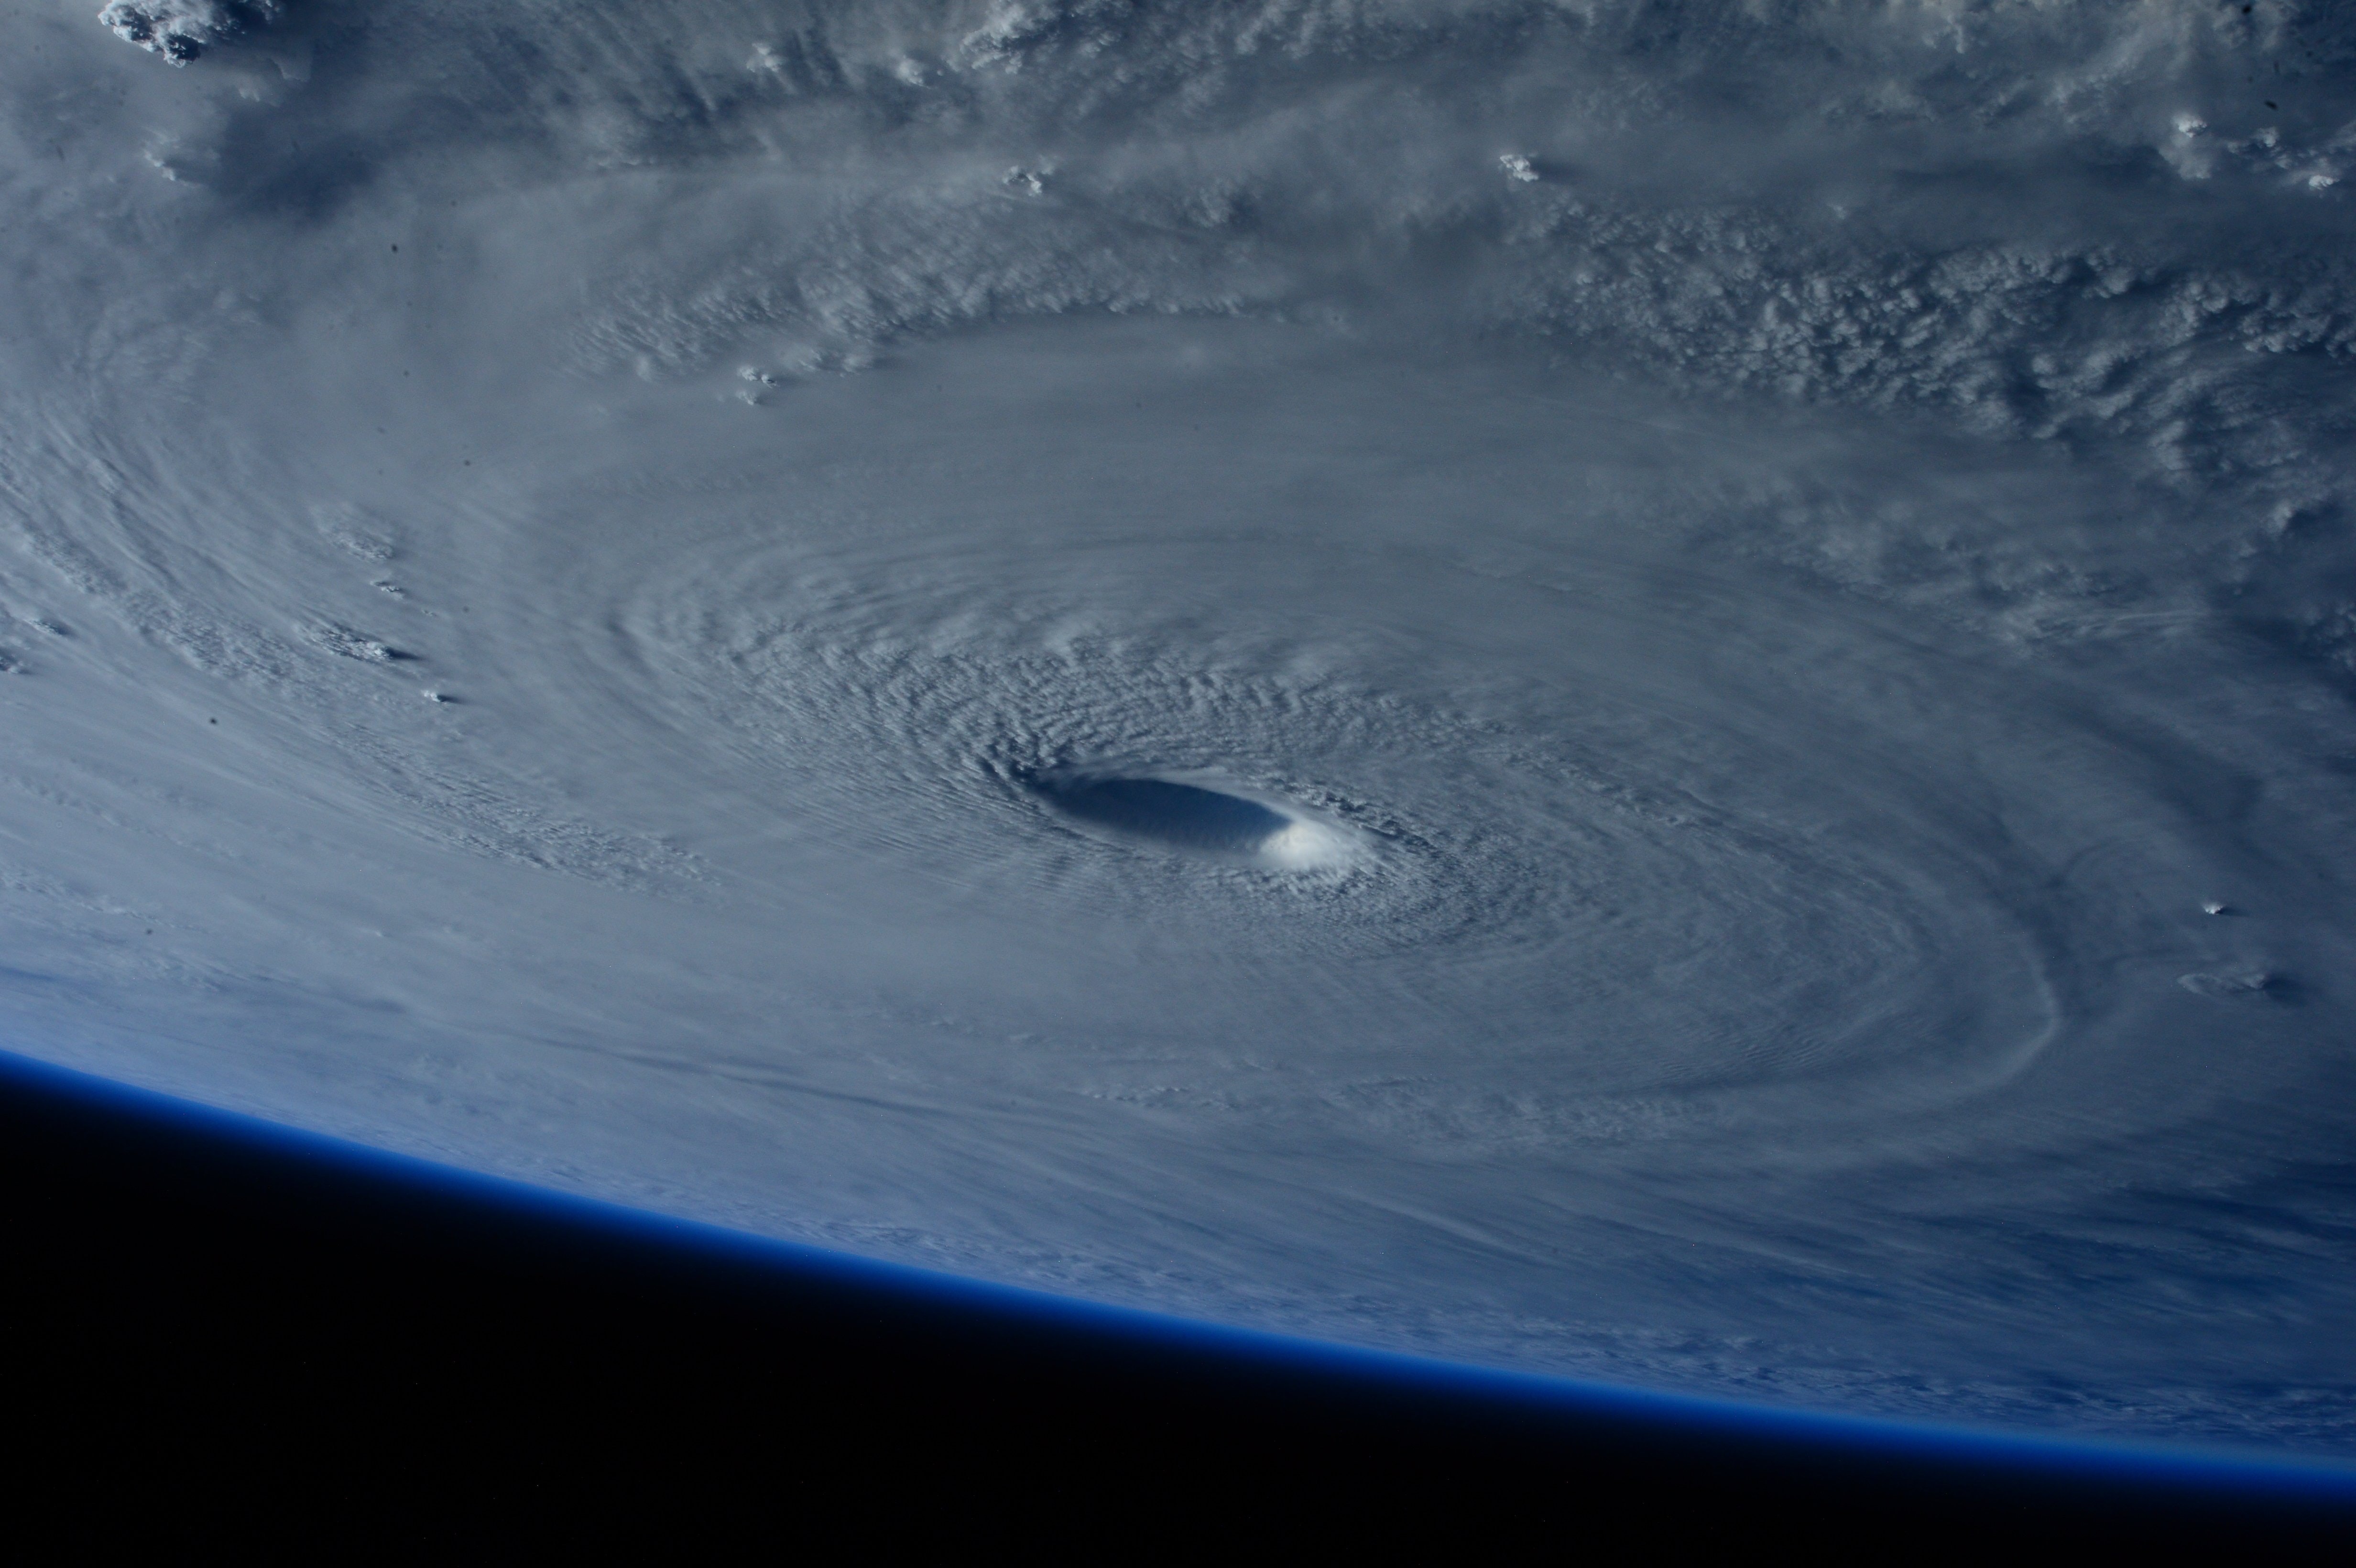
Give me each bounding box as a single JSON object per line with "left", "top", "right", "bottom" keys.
{"left": 1030, "top": 774, "right": 1294, "bottom": 856}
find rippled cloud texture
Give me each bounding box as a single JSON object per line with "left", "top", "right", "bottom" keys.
{"left": 5, "top": 0, "right": 2356, "bottom": 1449}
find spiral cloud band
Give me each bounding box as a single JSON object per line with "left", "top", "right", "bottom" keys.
{"left": 4, "top": 0, "right": 2355, "bottom": 1449}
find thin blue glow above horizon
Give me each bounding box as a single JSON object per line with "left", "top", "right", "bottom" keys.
{"left": 8, "top": 1045, "right": 2354, "bottom": 1512}
{"left": 4, "top": 0, "right": 2356, "bottom": 1456}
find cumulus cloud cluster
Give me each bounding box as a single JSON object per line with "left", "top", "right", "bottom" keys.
{"left": 98, "top": 0, "right": 278, "bottom": 64}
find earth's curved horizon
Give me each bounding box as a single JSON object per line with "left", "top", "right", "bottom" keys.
{"left": 7, "top": 0, "right": 2356, "bottom": 1457}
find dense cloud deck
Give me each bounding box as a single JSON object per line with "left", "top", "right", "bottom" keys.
{"left": 3, "top": 0, "right": 2354, "bottom": 1455}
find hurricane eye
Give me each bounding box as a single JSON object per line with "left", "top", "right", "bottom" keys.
{"left": 1032, "top": 774, "right": 1290, "bottom": 852}
{"left": 1021, "top": 772, "right": 1363, "bottom": 873}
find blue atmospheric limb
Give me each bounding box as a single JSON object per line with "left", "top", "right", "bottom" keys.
{"left": 14, "top": 0, "right": 2356, "bottom": 1464}
{"left": 6, "top": 1044, "right": 2353, "bottom": 1531}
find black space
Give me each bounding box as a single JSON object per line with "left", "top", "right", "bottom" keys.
{"left": 2, "top": 1059, "right": 2348, "bottom": 1553}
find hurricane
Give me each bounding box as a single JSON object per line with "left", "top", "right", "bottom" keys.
{"left": 5, "top": 0, "right": 2356, "bottom": 1453}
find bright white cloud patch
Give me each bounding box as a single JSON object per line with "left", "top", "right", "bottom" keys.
{"left": 97, "top": 0, "right": 277, "bottom": 64}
